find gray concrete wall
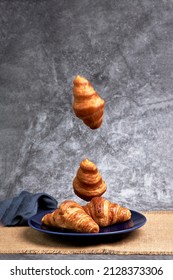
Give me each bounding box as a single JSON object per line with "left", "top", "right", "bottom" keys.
{"left": 0, "top": 0, "right": 173, "bottom": 211}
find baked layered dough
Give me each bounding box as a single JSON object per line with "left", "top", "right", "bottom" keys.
{"left": 83, "top": 197, "right": 131, "bottom": 227}
{"left": 73, "top": 158, "right": 107, "bottom": 201}
{"left": 73, "top": 75, "right": 105, "bottom": 129}
{"left": 42, "top": 200, "right": 99, "bottom": 233}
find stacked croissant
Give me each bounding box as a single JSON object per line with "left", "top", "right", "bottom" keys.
{"left": 42, "top": 76, "right": 131, "bottom": 233}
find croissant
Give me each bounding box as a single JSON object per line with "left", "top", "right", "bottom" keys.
{"left": 42, "top": 200, "right": 99, "bottom": 233}
{"left": 73, "top": 75, "right": 105, "bottom": 129}
{"left": 83, "top": 197, "right": 131, "bottom": 227}
{"left": 73, "top": 158, "right": 107, "bottom": 201}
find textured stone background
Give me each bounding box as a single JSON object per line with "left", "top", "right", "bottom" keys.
{"left": 1, "top": 0, "right": 173, "bottom": 215}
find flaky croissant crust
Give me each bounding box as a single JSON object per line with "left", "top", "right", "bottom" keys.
{"left": 73, "top": 158, "right": 107, "bottom": 201}
{"left": 83, "top": 197, "right": 131, "bottom": 227}
{"left": 73, "top": 75, "right": 105, "bottom": 129}
{"left": 42, "top": 200, "right": 99, "bottom": 233}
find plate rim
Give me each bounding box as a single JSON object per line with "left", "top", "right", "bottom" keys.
{"left": 28, "top": 209, "right": 147, "bottom": 237}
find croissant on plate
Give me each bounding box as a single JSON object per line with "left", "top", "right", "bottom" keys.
{"left": 73, "top": 75, "right": 105, "bottom": 129}
{"left": 83, "top": 197, "right": 131, "bottom": 227}
{"left": 42, "top": 200, "right": 99, "bottom": 233}
{"left": 73, "top": 158, "right": 107, "bottom": 201}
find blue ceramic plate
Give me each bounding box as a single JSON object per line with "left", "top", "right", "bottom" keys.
{"left": 28, "top": 210, "right": 146, "bottom": 237}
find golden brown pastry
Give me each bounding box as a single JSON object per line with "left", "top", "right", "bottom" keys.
{"left": 73, "top": 158, "right": 107, "bottom": 201}
{"left": 42, "top": 200, "right": 99, "bottom": 233}
{"left": 83, "top": 197, "right": 131, "bottom": 227}
{"left": 73, "top": 75, "right": 105, "bottom": 129}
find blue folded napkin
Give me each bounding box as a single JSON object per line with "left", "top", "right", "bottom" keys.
{"left": 0, "top": 190, "right": 58, "bottom": 226}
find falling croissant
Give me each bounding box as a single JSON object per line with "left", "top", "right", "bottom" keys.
{"left": 83, "top": 197, "right": 131, "bottom": 227}
{"left": 42, "top": 200, "right": 99, "bottom": 233}
{"left": 73, "top": 75, "right": 105, "bottom": 129}
{"left": 73, "top": 158, "right": 107, "bottom": 201}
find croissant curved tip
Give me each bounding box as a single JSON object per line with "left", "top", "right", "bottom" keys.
{"left": 41, "top": 217, "right": 45, "bottom": 223}
{"left": 80, "top": 158, "right": 97, "bottom": 171}
{"left": 127, "top": 209, "right": 132, "bottom": 219}
{"left": 73, "top": 75, "right": 88, "bottom": 84}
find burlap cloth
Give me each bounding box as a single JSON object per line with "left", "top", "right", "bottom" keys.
{"left": 0, "top": 211, "right": 172, "bottom": 255}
